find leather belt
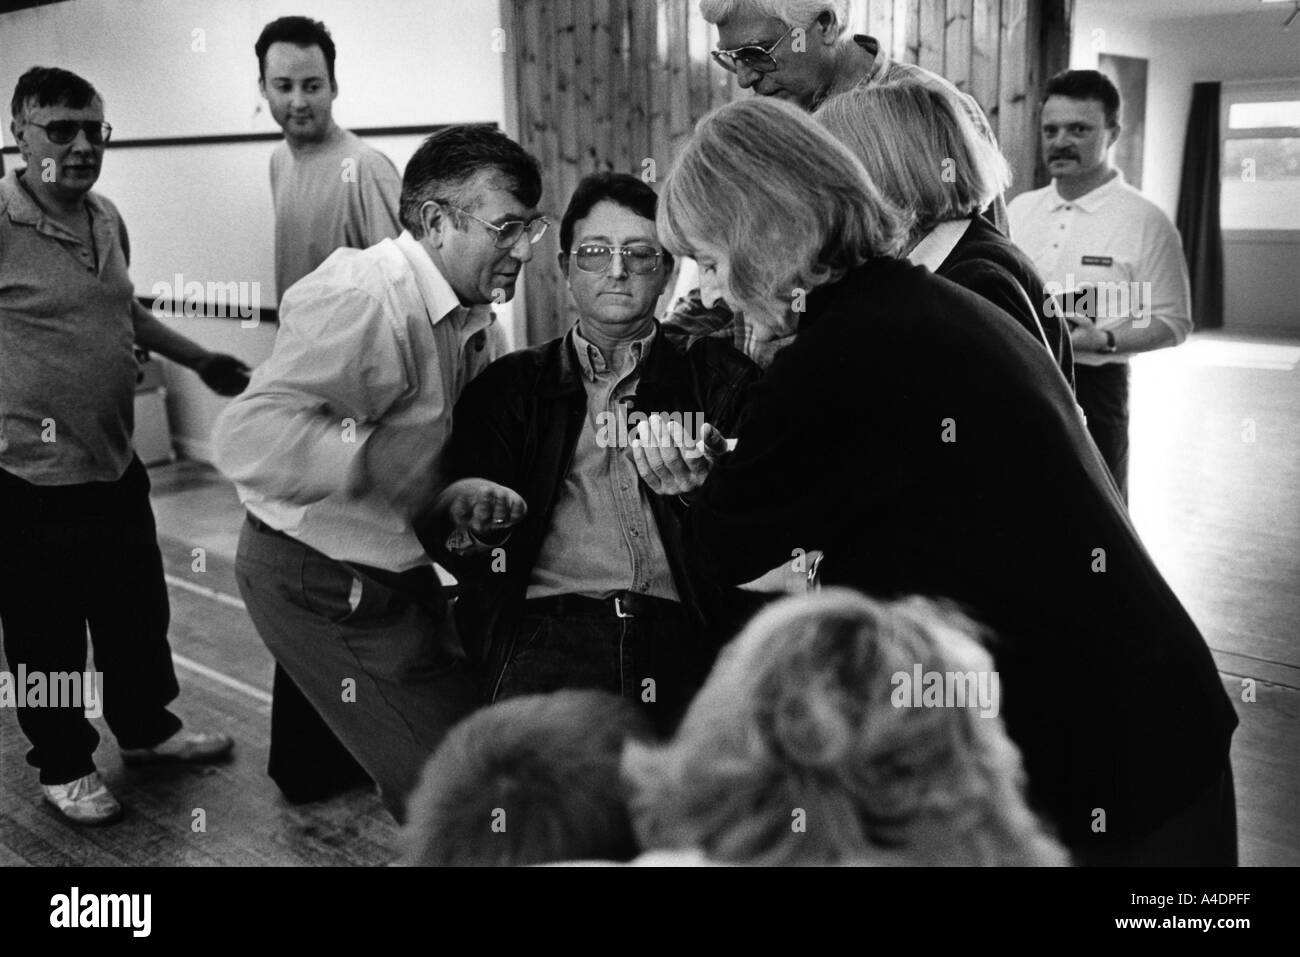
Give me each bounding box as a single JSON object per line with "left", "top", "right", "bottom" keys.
{"left": 522, "top": 591, "right": 687, "bottom": 621}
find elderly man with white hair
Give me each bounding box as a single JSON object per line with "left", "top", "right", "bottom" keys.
{"left": 704, "top": 0, "right": 990, "bottom": 118}
{"left": 665, "top": 0, "right": 1009, "bottom": 363}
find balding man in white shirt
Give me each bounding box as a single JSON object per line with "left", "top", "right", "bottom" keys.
{"left": 1009, "top": 69, "right": 1192, "bottom": 500}
{"left": 212, "top": 126, "right": 546, "bottom": 821}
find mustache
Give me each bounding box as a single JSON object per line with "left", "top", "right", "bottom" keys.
{"left": 1049, "top": 151, "right": 1079, "bottom": 160}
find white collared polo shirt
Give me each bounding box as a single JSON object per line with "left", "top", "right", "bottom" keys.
{"left": 1008, "top": 172, "right": 1192, "bottom": 366}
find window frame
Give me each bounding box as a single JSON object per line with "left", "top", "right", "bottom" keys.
{"left": 1220, "top": 79, "right": 1300, "bottom": 242}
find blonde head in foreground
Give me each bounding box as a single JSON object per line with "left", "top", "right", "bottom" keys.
{"left": 622, "top": 588, "right": 1069, "bottom": 866}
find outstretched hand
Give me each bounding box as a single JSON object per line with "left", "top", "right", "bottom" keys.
{"left": 629, "top": 415, "right": 731, "bottom": 496}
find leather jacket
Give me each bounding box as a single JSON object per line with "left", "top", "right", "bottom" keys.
{"left": 416, "top": 323, "right": 761, "bottom": 698}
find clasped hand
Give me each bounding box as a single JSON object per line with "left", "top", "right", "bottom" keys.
{"left": 628, "top": 414, "right": 731, "bottom": 496}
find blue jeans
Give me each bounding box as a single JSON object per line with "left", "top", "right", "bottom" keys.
{"left": 493, "top": 607, "right": 717, "bottom": 736}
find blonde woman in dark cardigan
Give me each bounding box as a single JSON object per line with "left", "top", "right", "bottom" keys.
{"left": 633, "top": 97, "right": 1238, "bottom": 866}
{"left": 817, "top": 81, "right": 1075, "bottom": 389}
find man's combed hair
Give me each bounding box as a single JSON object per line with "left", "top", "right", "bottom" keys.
{"left": 399, "top": 124, "right": 543, "bottom": 237}
{"left": 559, "top": 171, "right": 673, "bottom": 270}
{"left": 658, "top": 97, "right": 909, "bottom": 312}
{"left": 623, "top": 589, "right": 1070, "bottom": 866}
{"left": 1043, "top": 69, "right": 1122, "bottom": 129}
{"left": 401, "top": 690, "right": 653, "bottom": 866}
{"left": 10, "top": 66, "right": 99, "bottom": 124}
{"left": 255, "top": 16, "right": 338, "bottom": 84}
{"left": 818, "top": 82, "right": 1011, "bottom": 237}
{"left": 699, "top": 0, "right": 852, "bottom": 40}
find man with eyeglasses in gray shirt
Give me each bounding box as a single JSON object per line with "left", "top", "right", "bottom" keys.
{"left": 1, "top": 66, "right": 246, "bottom": 826}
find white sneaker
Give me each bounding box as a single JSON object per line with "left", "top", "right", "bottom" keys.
{"left": 42, "top": 771, "right": 123, "bottom": 825}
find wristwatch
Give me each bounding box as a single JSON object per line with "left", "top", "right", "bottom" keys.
{"left": 1099, "top": 329, "right": 1118, "bottom": 354}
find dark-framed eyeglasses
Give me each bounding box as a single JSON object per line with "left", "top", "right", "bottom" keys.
{"left": 571, "top": 243, "right": 663, "bottom": 275}
{"left": 439, "top": 202, "right": 550, "bottom": 248}
{"left": 710, "top": 23, "right": 799, "bottom": 74}
{"left": 27, "top": 120, "right": 112, "bottom": 145}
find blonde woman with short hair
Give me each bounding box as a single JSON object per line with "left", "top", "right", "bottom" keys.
{"left": 631, "top": 96, "right": 1239, "bottom": 866}
{"left": 817, "top": 82, "right": 1074, "bottom": 387}
{"left": 662, "top": 0, "right": 1010, "bottom": 364}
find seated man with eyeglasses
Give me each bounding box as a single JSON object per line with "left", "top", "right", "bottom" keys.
{"left": 212, "top": 125, "right": 546, "bottom": 822}
{"left": 415, "top": 172, "right": 761, "bottom": 736}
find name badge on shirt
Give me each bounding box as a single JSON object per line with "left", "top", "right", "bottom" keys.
{"left": 1081, "top": 255, "right": 1114, "bottom": 266}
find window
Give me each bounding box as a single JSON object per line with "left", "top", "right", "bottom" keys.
{"left": 1228, "top": 100, "right": 1300, "bottom": 130}
{"left": 1221, "top": 82, "right": 1300, "bottom": 234}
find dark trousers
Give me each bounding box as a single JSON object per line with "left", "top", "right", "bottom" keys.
{"left": 267, "top": 663, "right": 371, "bottom": 803}
{"left": 1075, "top": 362, "right": 1131, "bottom": 500}
{"left": 1075, "top": 764, "right": 1238, "bottom": 866}
{"left": 0, "top": 457, "right": 182, "bottom": 785}
{"left": 235, "top": 517, "right": 479, "bottom": 822}
{"left": 494, "top": 600, "right": 718, "bottom": 737}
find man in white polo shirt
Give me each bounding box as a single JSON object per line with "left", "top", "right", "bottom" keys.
{"left": 1009, "top": 69, "right": 1192, "bottom": 500}
{"left": 211, "top": 125, "right": 546, "bottom": 821}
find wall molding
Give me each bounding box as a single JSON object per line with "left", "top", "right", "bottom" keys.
{"left": 0, "top": 122, "right": 464, "bottom": 155}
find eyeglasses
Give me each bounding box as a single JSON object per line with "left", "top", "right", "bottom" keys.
{"left": 27, "top": 120, "right": 112, "bottom": 145}
{"left": 571, "top": 243, "right": 663, "bottom": 275}
{"left": 711, "top": 24, "right": 799, "bottom": 74}
{"left": 438, "top": 202, "right": 550, "bottom": 248}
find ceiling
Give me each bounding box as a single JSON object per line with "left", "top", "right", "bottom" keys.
{"left": 1079, "top": 0, "right": 1300, "bottom": 21}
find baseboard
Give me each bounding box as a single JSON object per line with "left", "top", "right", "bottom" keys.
{"left": 1212, "top": 649, "right": 1300, "bottom": 692}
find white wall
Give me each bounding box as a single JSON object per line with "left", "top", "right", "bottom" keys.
{"left": 1071, "top": 3, "right": 1300, "bottom": 220}
{"left": 0, "top": 0, "right": 511, "bottom": 460}
{"left": 0, "top": 0, "right": 508, "bottom": 141}
{"left": 1071, "top": 2, "right": 1300, "bottom": 335}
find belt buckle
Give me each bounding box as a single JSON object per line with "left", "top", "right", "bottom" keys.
{"left": 613, "top": 596, "right": 634, "bottom": 619}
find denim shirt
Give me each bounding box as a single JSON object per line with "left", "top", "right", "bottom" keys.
{"left": 527, "top": 323, "right": 679, "bottom": 601}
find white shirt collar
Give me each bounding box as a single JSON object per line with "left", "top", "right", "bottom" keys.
{"left": 394, "top": 230, "right": 492, "bottom": 331}
{"left": 1050, "top": 170, "right": 1126, "bottom": 213}
{"left": 906, "top": 219, "right": 973, "bottom": 271}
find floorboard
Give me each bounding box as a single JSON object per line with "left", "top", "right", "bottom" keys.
{"left": 2, "top": 332, "right": 1297, "bottom": 866}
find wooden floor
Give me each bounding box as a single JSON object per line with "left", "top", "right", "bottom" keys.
{"left": 2, "top": 331, "right": 1298, "bottom": 866}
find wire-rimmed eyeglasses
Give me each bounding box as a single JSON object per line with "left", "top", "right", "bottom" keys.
{"left": 436, "top": 202, "right": 550, "bottom": 248}
{"left": 710, "top": 23, "right": 799, "bottom": 74}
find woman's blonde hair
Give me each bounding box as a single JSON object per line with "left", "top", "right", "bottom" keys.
{"left": 817, "top": 81, "right": 1012, "bottom": 237}
{"left": 623, "top": 589, "right": 1069, "bottom": 866}
{"left": 657, "top": 97, "right": 910, "bottom": 312}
